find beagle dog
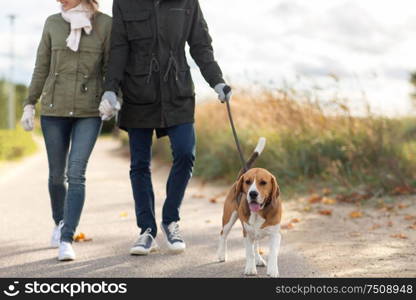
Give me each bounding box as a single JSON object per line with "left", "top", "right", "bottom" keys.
{"left": 216, "top": 140, "right": 282, "bottom": 277}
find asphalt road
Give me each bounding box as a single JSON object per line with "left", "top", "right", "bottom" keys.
{"left": 0, "top": 137, "right": 318, "bottom": 278}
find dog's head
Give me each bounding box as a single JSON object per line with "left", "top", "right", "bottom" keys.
{"left": 235, "top": 168, "right": 280, "bottom": 212}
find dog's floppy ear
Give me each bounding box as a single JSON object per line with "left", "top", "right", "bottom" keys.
{"left": 234, "top": 175, "right": 245, "bottom": 195}
{"left": 270, "top": 174, "right": 280, "bottom": 208}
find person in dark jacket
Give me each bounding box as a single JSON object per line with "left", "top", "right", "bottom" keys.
{"left": 99, "top": 0, "right": 232, "bottom": 255}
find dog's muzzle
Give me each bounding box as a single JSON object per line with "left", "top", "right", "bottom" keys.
{"left": 248, "top": 190, "right": 262, "bottom": 212}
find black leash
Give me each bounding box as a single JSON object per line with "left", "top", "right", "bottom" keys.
{"left": 223, "top": 85, "right": 248, "bottom": 173}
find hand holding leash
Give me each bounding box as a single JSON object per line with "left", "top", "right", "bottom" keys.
{"left": 214, "top": 83, "right": 232, "bottom": 103}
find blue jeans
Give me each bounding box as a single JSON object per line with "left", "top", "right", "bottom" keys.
{"left": 41, "top": 116, "right": 102, "bottom": 242}
{"left": 128, "top": 123, "right": 196, "bottom": 237}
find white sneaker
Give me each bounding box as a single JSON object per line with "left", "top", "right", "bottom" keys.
{"left": 130, "top": 228, "right": 159, "bottom": 256}
{"left": 161, "top": 222, "right": 186, "bottom": 253}
{"left": 58, "top": 242, "right": 76, "bottom": 261}
{"left": 51, "top": 220, "right": 64, "bottom": 248}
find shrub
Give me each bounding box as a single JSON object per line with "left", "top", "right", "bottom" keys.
{"left": 0, "top": 128, "right": 37, "bottom": 161}
{"left": 153, "top": 88, "right": 416, "bottom": 195}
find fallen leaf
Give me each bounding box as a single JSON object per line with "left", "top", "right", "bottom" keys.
{"left": 407, "top": 224, "right": 416, "bottom": 230}
{"left": 379, "top": 204, "right": 395, "bottom": 212}
{"left": 307, "top": 194, "right": 323, "bottom": 204}
{"left": 349, "top": 211, "right": 363, "bottom": 219}
{"left": 209, "top": 198, "right": 218, "bottom": 204}
{"left": 322, "top": 188, "right": 332, "bottom": 196}
{"left": 74, "top": 232, "right": 85, "bottom": 241}
{"left": 259, "top": 248, "right": 265, "bottom": 255}
{"left": 387, "top": 221, "right": 394, "bottom": 227}
{"left": 74, "top": 232, "right": 91, "bottom": 242}
{"left": 390, "top": 233, "right": 408, "bottom": 239}
{"left": 322, "top": 197, "right": 337, "bottom": 205}
{"left": 369, "top": 224, "right": 381, "bottom": 230}
{"left": 282, "top": 223, "right": 294, "bottom": 230}
{"left": 336, "top": 192, "right": 373, "bottom": 203}
{"left": 119, "top": 212, "right": 128, "bottom": 218}
{"left": 291, "top": 218, "right": 301, "bottom": 223}
{"left": 404, "top": 215, "right": 415, "bottom": 221}
{"left": 348, "top": 232, "right": 361, "bottom": 237}
{"left": 391, "top": 186, "right": 415, "bottom": 196}
{"left": 397, "top": 203, "right": 409, "bottom": 209}
{"left": 319, "top": 210, "right": 332, "bottom": 216}
{"left": 303, "top": 205, "right": 312, "bottom": 212}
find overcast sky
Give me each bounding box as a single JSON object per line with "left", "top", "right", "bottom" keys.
{"left": 0, "top": 0, "right": 415, "bottom": 115}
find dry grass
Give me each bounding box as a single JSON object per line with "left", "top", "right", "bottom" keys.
{"left": 153, "top": 87, "right": 416, "bottom": 197}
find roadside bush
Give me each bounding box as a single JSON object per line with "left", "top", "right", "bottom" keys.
{"left": 0, "top": 128, "right": 37, "bottom": 161}
{"left": 153, "top": 88, "right": 416, "bottom": 196}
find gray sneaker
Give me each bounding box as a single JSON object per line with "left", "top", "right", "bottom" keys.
{"left": 130, "top": 228, "right": 159, "bottom": 256}
{"left": 161, "top": 222, "right": 186, "bottom": 253}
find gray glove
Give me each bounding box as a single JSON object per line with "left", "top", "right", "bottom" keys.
{"left": 99, "top": 91, "right": 121, "bottom": 121}
{"left": 214, "top": 83, "right": 232, "bottom": 103}
{"left": 20, "top": 104, "right": 35, "bottom": 131}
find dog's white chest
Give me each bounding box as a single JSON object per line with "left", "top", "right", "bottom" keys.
{"left": 244, "top": 214, "right": 270, "bottom": 240}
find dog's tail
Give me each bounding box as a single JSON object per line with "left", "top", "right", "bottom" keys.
{"left": 236, "top": 137, "right": 266, "bottom": 179}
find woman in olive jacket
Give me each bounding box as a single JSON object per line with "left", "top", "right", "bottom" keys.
{"left": 20, "top": 0, "right": 112, "bottom": 261}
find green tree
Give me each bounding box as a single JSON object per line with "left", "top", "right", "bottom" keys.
{"left": 411, "top": 72, "right": 416, "bottom": 100}
{"left": 0, "top": 79, "right": 28, "bottom": 129}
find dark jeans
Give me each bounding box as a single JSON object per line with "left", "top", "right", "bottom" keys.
{"left": 41, "top": 116, "right": 102, "bottom": 242}
{"left": 128, "top": 123, "right": 196, "bottom": 237}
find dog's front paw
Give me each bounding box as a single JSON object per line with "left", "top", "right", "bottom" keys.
{"left": 244, "top": 264, "right": 258, "bottom": 276}
{"left": 267, "top": 266, "right": 279, "bottom": 278}
{"left": 217, "top": 252, "right": 226, "bottom": 263}
{"left": 216, "top": 244, "right": 227, "bottom": 262}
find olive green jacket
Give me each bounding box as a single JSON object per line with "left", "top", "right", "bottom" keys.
{"left": 24, "top": 12, "right": 112, "bottom": 117}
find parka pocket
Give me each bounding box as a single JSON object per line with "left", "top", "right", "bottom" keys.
{"left": 77, "top": 75, "right": 101, "bottom": 111}
{"left": 165, "top": 8, "right": 191, "bottom": 43}
{"left": 124, "top": 11, "right": 153, "bottom": 41}
{"left": 40, "top": 76, "right": 54, "bottom": 106}
{"left": 175, "top": 67, "right": 195, "bottom": 99}
{"left": 41, "top": 71, "right": 61, "bottom": 109}
{"left": 122, "top": 64, "right": 157, "bottom": 105}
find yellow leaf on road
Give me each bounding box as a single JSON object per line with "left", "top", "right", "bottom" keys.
{"left": 390, "top": 234, "right": 408, "bottom": 239}
{"left": 369, "top": 224, "right": 381, "bottom": 230}
{"left": 308, "top": 194, "right": 322, "bottom": 204}
{"left": 282, "top": 223, "right": 294, "bottom": 230}
{"left": 319, "top": 210, "right": 332, "bottom": 216}
{"left": 303, "top": 205, "right": 312, "bottom": 212}
{"left": 74, "top": 232, "right": 92, "bottom": 242}
{"left": 209, "top": 198, "right": 218, "bottom": 204}
{"left": 322, "top": 188, "right": 332, "bottom": 196}
{"left": 322, "top": 197, "right": 337, "bottom": 205}
{"left": 349, "top": 211, "right": 363, "bottom": 218}
{"left": 397, "top": 203, "right": 409, "bottom": 209}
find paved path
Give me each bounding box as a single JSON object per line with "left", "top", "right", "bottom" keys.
{"left": 0, "top": 137, "right": 318, "bottom": 278}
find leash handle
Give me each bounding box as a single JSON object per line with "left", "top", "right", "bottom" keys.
{"left": 223, "top": 85, "right": 232, "bottom": 97}
{"left": 223, "top": 85, "right": 247, "bottom": 172}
